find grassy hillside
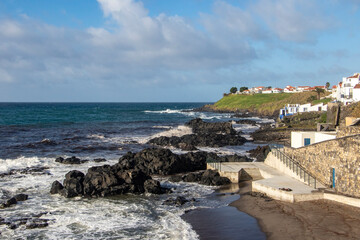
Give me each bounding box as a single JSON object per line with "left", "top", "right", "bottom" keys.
{"left": 208, "top": 92, "right": 329, "bottom": 116}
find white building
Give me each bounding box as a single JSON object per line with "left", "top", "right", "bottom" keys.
{"left": 262, "top": 88, "right": 273, "bottom": 94}
{"left": 353, "top": 84, "right": 360, "bottom": 101}
{"left": 284, "top": 86, "right": 296, "bottom": 93}
{"left": 272, "top": 88, "right": 283, "bottom": 93}
{"left": 335, "top": 73, "right": 360, "bottom": 105}
{"left": 296, "top": 86, "right": 311, "bottom": 92}
{"left": 291, "top": 132, "right": 337, "bottom": 148}
{"left": 279, "top": 103, "right": 328, "bottom": 119}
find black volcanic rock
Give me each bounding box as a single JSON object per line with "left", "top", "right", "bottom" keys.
{"left": 144, "top": 179, "right": 167, "bottom": 194}
{"left": 148, "top": 118, "right": 247, "bottom": 148}
{"left": 163, "top": 196, "right": 189, "bottom": 206}
{"left": 50, "top": 180, "right": 64, "bottom": 194}
{"left": 60, "top": 170, "right": 85, "bottom": 198}
{"left": 0, "top": 193, "right": 29, "bottom": 209}
{"left": 169, "top": 169, "right": 231, "bottom": 186}
{"left": 52, "top": 148, "right": 250, "bottom": 198}
{"left": 185, "top": 118, "right": 236, "bottom": 135}
{"left": 55, "top": 156, "right": 87, "bottom": 164}
{"left": 117, "top": 148, "right": 208, "bottom": 175}
{"left": 14, "top": 194, "right": 28, "bottom": 202}
{"left": 248, "top": 145, "right": 270, "bottom": 162}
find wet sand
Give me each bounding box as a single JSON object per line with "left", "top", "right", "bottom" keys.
{"left": 231, "top": 181, "right": 360, "bottom": 240}
{"left": 182, "top": 182, "right": 266, "bottom": 240}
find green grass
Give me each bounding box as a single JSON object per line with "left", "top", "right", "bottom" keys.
{"left": 311, "top": 98, "right": 332, "bottom": 105}
{"left": 209, "top": 92, "right": 330, "bottom": 115}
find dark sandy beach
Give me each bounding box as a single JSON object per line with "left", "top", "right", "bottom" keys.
{"left": 185, "top": 181, "right": 360, "bottom": 240}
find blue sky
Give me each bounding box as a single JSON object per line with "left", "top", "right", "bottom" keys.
{"left": 0, "top": 0, "right": 360, "bottom": 102}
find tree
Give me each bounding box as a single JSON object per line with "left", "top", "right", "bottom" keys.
{"left": 239, "top": 86, "right": 248, "bottom": 92}
{"left": 326, "top": 82, "right": 330, "bottom": 89}
{"left": 267, "top": 86, "right": 272, "bottom": 89}
{"left": 230, "top": 87, "right": 238, "bottom": 94}
{"left": 314, "top": 87, "right": 325, "bottom": 100}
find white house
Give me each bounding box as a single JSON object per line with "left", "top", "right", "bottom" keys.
{"left": 272, "top": 88, "right": 283, "bottom": 93}
{"left": 335, "top": 73, "right": 360, "bottom": 105}
{"left": 262, "top": 88, "right": 273, "bottom": 94}
{"left": 296, "top": 86, "right": 311, "bottom": 92}
{"left": 353, "top": 84, "right": 360, "bottom": 102}
{"left": 291, "top": 131, "right": 337, "bottom": 148}
{"left": 284, "top": 86, "right": 296, "bottom": 93}
{"left": 279, "top": 103, "right": 328, "bottom": 119}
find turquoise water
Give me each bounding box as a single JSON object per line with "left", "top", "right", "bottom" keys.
{"left": 0, "top": 102, "right": 208, "bottom": 126}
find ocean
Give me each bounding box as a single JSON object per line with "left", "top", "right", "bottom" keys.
{"left": 0, "top": 103, "right": 269, "bottom": 239}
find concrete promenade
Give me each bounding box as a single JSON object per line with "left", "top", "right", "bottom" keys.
{"left": 208, "top": 161, "right": 360, "bottom": 207}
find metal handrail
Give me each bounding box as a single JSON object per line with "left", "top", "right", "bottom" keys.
{"left": 269, "top": 144, "right": 318, "bottom": 189}
{"left": 206, "top": 158, "right": 222, "bottom": 171}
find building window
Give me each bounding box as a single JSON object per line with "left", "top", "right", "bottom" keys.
{"left": 304, "top": 138, "right": 311, "bottom": 146}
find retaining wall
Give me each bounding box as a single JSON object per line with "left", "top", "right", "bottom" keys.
{"left": 284, "top": 134, "right": 360, "bottom": 198}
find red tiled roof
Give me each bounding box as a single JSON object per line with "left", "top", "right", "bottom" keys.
{"left": 348, "top": 73, "right": 360, "bottom": 78}
{"left": 298, "top": 86, "right": 310, "bottom": 88}
{"left": 332, "top": 85, "right": 337, "bottom": 89}
{"left": 354, "top": 84, "right": 360, "bottom": 89}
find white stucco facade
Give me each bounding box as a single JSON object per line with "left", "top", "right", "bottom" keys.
{"left": 335, "top": 73, "right": 360, "bottom": 104}
{"left": 291, "top": 131, "right": 337, "bottom": 148}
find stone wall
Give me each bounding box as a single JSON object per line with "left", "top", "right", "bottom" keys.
{"left": 284, "top": 134, "right": 360, "bottom": 198}
{"left": 337, "top": 126, "right": 360, "bottom": 138}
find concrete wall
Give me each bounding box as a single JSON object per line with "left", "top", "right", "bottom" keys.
{"left": 314, "top": 132, "right": 337, "bottom": 143}
{"left": 291, "top": 131, "right": 337, "bottom": 148}
{"left": 284, "top": 134, "right": 360, "bottom": 197}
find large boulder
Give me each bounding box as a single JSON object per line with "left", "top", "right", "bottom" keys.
{"left": 54, "top": 165, "right": 157, "bottom": 198}
{"left": 144, "top": 179, "right": 166, "bottom": 194}
{"left": 185, "top": 118, "right": 236, "bottom": 135}
{"left": 248, "top": 145, "right": 270, "bottom": 162}
{"left": 169, "top": 170, "right": 231, "bottom": 186}
{"left": 50, "top": 180, "right": 64, "bottom": 194}
{"left": 55, "top": 156, "right": 87, "bottom": 164}
{"left": 61, "top": 170, "right": 85, "bottom": 198}
{"left": 118, "top": 148, "right": 207, "bottom": 175}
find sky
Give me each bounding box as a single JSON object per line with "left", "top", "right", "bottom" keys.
{"left": 0, "top": 0, "right": 360, "bottom": 102}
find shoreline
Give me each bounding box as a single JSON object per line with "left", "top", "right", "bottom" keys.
{"left": 182, "top": 182, "right": 266, "bottom": 240}
{"left": 184, "top": 180, "right": 360, "bottom": 240}
{"left": 230, "top": 181, "right": 360, "bottom": 240}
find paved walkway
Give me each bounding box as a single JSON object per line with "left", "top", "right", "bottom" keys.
{"left": 210, "top": 162, "right": 324, "bottom": 202}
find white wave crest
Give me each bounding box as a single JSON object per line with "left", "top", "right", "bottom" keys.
{"left": 0, "top": 156, "right": 50, "bottom": 174}
{"left": 148, "top": 125, "right": 192, "bottom": 141}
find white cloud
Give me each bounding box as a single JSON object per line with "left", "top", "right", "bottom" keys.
{"left": 0, "top": 0, "right": 345, "bottom": 101}
{"left": 253, "top": 0, "right": 330, "bottom": 42}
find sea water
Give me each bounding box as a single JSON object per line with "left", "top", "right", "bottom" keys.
{"left": 0, "top": 103, "right": 271, "bottom": 239}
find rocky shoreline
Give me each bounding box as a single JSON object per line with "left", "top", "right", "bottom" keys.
{"left": 49, "top": 119, "right": 260, "bottom": 203}
{"left": 1, "top": 117, "right": 271, "bottom": 234}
